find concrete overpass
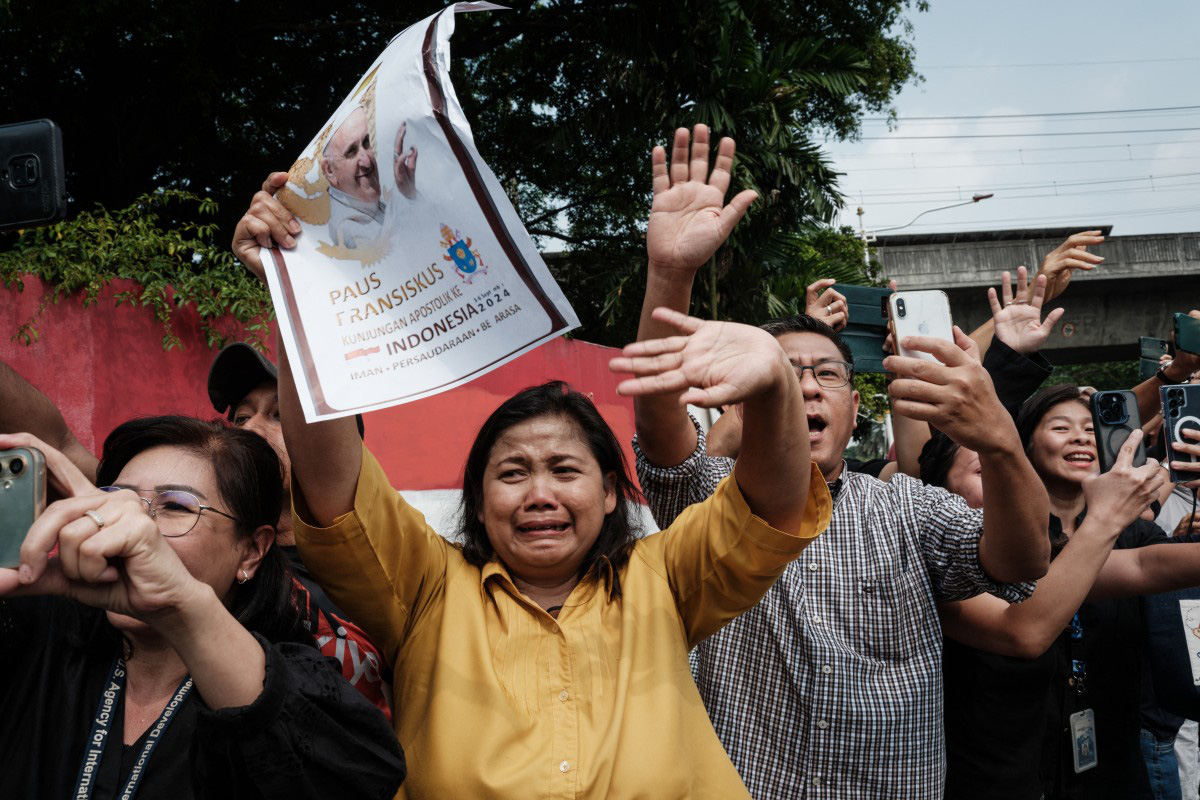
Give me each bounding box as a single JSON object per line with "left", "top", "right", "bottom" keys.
{"left": 874, "top": 226, "right": 1200, "bottom": 364}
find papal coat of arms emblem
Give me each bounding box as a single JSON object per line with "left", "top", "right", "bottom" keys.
{"left": 440, "top": 224, "right": 488, "bottom": 284}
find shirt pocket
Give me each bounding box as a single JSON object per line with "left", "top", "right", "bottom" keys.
{"left": 848, "top": 569, "right": 923, "bottom": 663}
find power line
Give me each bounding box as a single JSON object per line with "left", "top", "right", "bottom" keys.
{"left": 917, "top": 57, "right": 1200, "bottom": 69}
{"left": 830, "top": 138, "right": 1200, "bottom": 158}
{"left": 843, "top": 154, "right": 1200, "bottom": 172}
{"left": 859, "top": 203, "right": 1200, "bottom": 230}
{"left": 861, "top": 105, "right": 1200, "bottom": 122}
{"left": 858, "top": 127, "right": 1200, "bottom": 141}
{"left": 846, "top": 171, "right": 1200, "bottom": 198}
{"left": 855, "top": 184, "right": 1200, "bottom": 206}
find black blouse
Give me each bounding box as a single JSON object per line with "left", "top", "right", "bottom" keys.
{"left": 943, "top": 515, "right": 1167, "bottom": 800}
{"left": 0, "top": 597, "right": 405, "bottom": 799}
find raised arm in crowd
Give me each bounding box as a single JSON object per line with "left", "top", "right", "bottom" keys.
{"left": 231, "top": 145, "right": 832, "bottom": 797}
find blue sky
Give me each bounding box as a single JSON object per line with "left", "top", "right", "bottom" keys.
{"left": 828, "top": 0, "right": 1200, "bottom": 237}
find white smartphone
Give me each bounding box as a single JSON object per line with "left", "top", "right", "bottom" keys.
{"left": 888, "top": 290, "right": 954, "bottom": 363}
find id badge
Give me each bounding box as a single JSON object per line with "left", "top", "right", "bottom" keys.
{"left": 1070, "top": 708, "right": 1098, "bottom": 773}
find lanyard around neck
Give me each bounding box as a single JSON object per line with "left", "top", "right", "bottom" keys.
{"left": 74, "top": 656, "right": 194, "bottom": 800}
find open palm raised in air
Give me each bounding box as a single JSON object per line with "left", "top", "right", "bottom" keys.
{"left": 646, "top": 125, "right": 759, "bottom": 275}
{"left": 988, "top": 267, "right": 1065, "bottom": 356}
{"left": 610, "top": 308, "right": 789, "bottom": 408}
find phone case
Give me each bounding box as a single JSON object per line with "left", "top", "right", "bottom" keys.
{"left": 1162, "top": 384, "right": 1200, "bottom": 483}
{"left": 1090, "top": 390, "right": 1147, "bottom": 473}
{"left": 0, "top": 119, "right": 67, "bottom": 232}
{"left": 1140, "top": 337, "right": 1171, "bottom": 382}
{"left": 888, "top": 290, "right": 954, "bottom": 362}
{"left": 833, "top": 284, "right": 890, "bottom": 329}
{"left": 0, "top": 447, "right": 46, "bottom": 568}
{"left": 832, "top": 284, "right": 890, "bottom": 374}
{"left": 1176, "top": 314, "right": 1200, "bottom": 358}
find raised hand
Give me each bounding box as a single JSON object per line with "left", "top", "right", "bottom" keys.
{"left": 232, "top": 171, "right": 299, "bottom": 281}
{"left": 805, "top": 279, "right": 848, "bottom": 331}
{"left": 394, "top": 122, "right": 418, "bottom": 199}
{"left": 1083, "top": 430, "right": 1164, "bottom": 523}
{"left": 885, "top": 327, "right": 1014, "bottom": 454}
{"left": 645, "top": 125, "right": 758, "bottom": 277}
{"left": 988, "top": 267, "right": 1066, "bottom": 355}
{"left": 1036, "top": 230, "right": 1105, "bottom": 302}
{"left": 610, "top": 308, "right": 792, "bottom": 408}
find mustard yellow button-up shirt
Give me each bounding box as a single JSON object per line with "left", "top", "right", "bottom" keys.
{"left": 294, "top": 447, "right": 830, "bottom": 799}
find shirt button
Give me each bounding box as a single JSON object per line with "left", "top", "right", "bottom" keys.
{"left": 559, "top": 760, "right": 570, "bottom": 773}
{"left": 559, "top": 690, "right": 569, "bottom": 702}
{"left": 808, "top": 562, "right": 819, "bottom": 571}
{"left": 817, "top": 719, "right": 829, "bottom": 730}
{"left": 822, "top": 664, "right": 833, "bottom": 675}
{"left": 813, "top": 777, "right": 822, "bottom": 787}
{"left": 812, "top": 615, "right": 822, "bottom": 624}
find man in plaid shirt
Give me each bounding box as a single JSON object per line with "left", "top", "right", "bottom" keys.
{"left": 634, "top": 126, "right": 1051, "bottom": 798}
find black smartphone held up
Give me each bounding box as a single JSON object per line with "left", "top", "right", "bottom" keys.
{"left": 1091, "top": 390, "right": 1147, "bottom": 472}
{"left": 1161, "top": 384, "right": 1200, "bottom": 483}
{"left": 1140, "top": 337, "right": 1171, "bottom": 382}
{"left": 0, "top": 447, "right": 46, "bottom": 568}
{"left": 1175, "top": 314, "right": 1200, "bottom": 358}
{"left": 832, "top": 283, "right": 890, "bottom": 374}
{"left": 0, "top": 119, "right": 67, "bottom": 232}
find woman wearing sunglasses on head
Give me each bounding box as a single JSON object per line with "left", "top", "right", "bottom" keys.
{"left": 0, "top": 416, "right": 405, "bottom": 799}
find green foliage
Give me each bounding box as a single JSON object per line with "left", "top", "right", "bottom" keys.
{"left": 1048, "top": 360, "right": 1139, "bottom": 392}
{"left": 455, "top": 1, "right": 922, "bottom": 341}
{"left": 854, "top": 371, "right": 892, "bottom": 421}
{"left": 0, "top": 1, "right": 922, "bottom": 348}
{"left": 0, "top": 191, "right": 273, "bottom": 351}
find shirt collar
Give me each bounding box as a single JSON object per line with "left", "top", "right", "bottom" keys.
{"left": 478, "top": 559, "right": 608, "bottom": 611}
{"left": 826, "top": 459, "right": 848, "bottom": 500}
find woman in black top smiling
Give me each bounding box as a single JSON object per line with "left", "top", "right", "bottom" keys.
{"left": 929, "top": 386, "right": 1200, "bottom": 799}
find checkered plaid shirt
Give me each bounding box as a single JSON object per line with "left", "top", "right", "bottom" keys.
{"left": 635, "top": 419, "right": 1035, "bottom": 800}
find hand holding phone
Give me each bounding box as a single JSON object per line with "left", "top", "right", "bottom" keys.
{"left": 885, "top": 326, "right": 1016, "bottom": 456}
{"left": 0, "top": 447, "right": 46, "bottom": 568}
{"left": 1162, "top": 384, "right": 1200, "bottom": 483}
{"left": 888, "top": 290, "right": 954, "bottom": 363}
{"left": 1081, "top": 428, "right": 1163, "bottom": 528}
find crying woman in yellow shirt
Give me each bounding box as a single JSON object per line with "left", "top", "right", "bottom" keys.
{"left": 284, "top": 310, "right": 829, "bottom": 799}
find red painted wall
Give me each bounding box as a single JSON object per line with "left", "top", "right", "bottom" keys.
{"left": 1, "top": 276, "right": 638, "bottom": 491}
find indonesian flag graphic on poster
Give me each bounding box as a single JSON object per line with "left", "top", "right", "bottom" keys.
{"left": 262, "top": 2, "right": 579, "bottom": 422}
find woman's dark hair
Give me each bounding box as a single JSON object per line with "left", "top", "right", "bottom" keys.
{"left": 1016, "top": 384, "right": 1088, "bottom": 452}
{"left": 917, "top": 430, "right": 960, "bottom": 490}
{"left": 458, "top": 382, "right": 642, "bottom": 598}
{"left": 95, "top": 415, "right": 308, "bottom": 645}
{"left": 1015, "top": 385, "right": 1089, "bottom": 555}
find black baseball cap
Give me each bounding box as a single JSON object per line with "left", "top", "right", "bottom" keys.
{"left": 206, "top": 342, "right": 365, "bottom": 437}
{"left": 207, "top": 342, "right": 278, "bottom": 416}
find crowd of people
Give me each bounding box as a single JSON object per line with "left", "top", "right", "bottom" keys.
{"left": 2, "top": 122, "right": 1200, "bottom": 799}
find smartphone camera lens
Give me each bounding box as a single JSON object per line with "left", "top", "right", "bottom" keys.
{"left": 1098, "top": 395, "right": 1128, "bottom": 425}
{"left": 896, "top": 299, "right": 907, "bottom": 318}
{"left": 8, "top": 457, "right": 24, "bottom": 476}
